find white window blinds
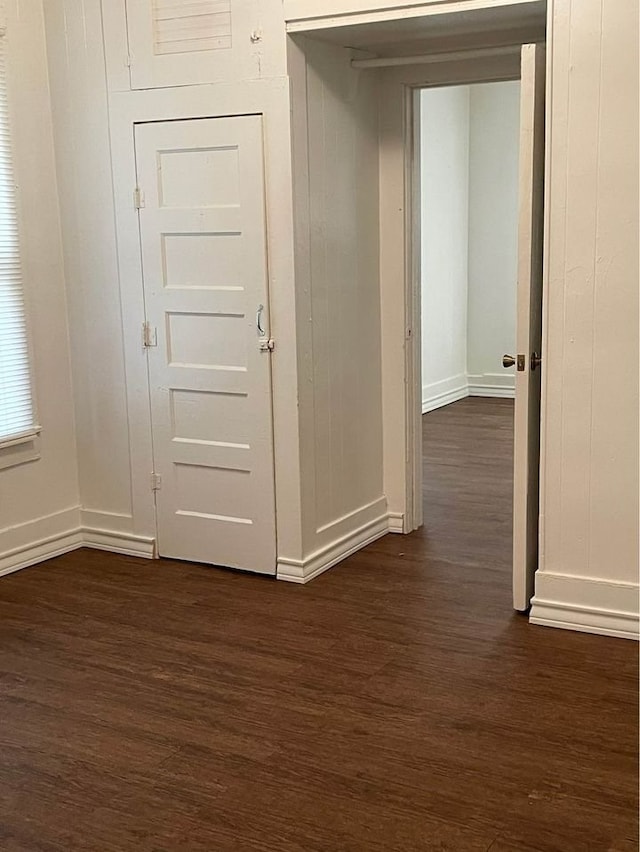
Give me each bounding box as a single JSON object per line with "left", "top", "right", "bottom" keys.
{"left": 0, "top": 31, "right": 36, "bottom": 443}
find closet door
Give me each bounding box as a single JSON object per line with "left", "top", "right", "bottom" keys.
{"left": 134, "top": 115, "right": 277, "bottom": 574}
{"left": 126, "top": 0, "right": 260, "bottom": 89}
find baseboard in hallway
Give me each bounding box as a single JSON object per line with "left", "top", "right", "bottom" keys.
{"left": 423, "top": 373, "right": 515, "bottom": 413}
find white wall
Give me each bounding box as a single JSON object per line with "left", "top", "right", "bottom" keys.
{"left": 10, "top": 0, "right": 638, "bottom": 636}
{"left": 467, "top": 80, "right": 520, "bottom": 396}
{"left": 44, "top": 0, "right": 133, "bottom": 535}
{"left": 531, "top": 0, "right": 639, "bottom": 638}
{"left": 41, "top": 0, "right": 304, "bottom": 568}
{"left": 420, "top": 80, "right": 519, "bottom": 411}
{"left": 420, "top": 85, "right": 470, "bottom": 412}
{"left": 0, "top": 0, "right": 80, "bottom": 573}
{"left": 287, "top": 36, "right": 387, "bottom": 580}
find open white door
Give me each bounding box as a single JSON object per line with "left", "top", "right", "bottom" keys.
{"left": 510, "top": 43, "right": 546, "bottom": 610}
{"left": 134, "top": 115, "right": 277, "bottom": 575}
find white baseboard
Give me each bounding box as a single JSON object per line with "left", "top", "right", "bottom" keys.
{"left": 422, "top": 374, "right": 468, "bottom": 413}
{"left": 0, "top": 507, "right": 156, "bottom": 579}
{"left": 0, "top": 529, "right": 84, "bottom": 578}
{"left": 422, "top": 373, "right": 515, "bottom": 411}
{"left": 277, "top": 513, "right": 390, "bottom": 584}
{"left": 0, "top": 507, "right": 82, "bottom": 577}
{"left": 530, "top": 572, "right": 639, "bottom": 640}
{"left": 467, "top": 372, "right": 515, "bottom": 399}
{"left": 388, "top": 512, "right": 405, "bottom": 533}
{"left": 315, "top": 496, "right": 387, "bottom": 539}
{"left": 82, "top": 527, "right": 156, "bottom": 558}
{"left": 80, "top": 509, "right": 155, "bottom": 557}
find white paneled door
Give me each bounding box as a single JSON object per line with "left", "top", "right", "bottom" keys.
{"left": 134, "top": 115, "right": 277, "bottom": 575}
{"left": 512, "top": 43, "right": 546, "bottom": 610}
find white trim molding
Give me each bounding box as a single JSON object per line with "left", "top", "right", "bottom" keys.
{"left": 422, "top": 374, "right": 468, "bottom": 413}
{"left": 315, "top": 496, "right": 387, "bottom": 538}
{"left": 531, "top": 572, "right": 640, "bottom": 641}
{"left": 467, "top": 372, "right": 515, "bottom": 399}
{"left": 283, "top": 0, "right": 543, "bottom": 31}
{"left": 0, "top": 507, "right": 156, "bottom": 579}
{"left": 278, "top": 513, "right": 390, "bottom": 583}
{"left": 422, "top": 373, "right": 515, "bottom": 413}
{"left": 82, "top": 528, "right": 156, "bottom": 559}
{"left": 0, "top": 425, "right": 42, "bottom": 450}
{"left": 388, "top": 512, "right": 405, "bottom": 533}
{"left": 0, "top": 529, "right": 84, "bottom": 578}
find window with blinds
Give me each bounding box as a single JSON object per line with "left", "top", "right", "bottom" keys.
{"left": 0, "top": 32, "right": 36, "bottom": 444}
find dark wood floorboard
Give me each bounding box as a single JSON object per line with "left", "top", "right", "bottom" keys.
{"left": 0, "top": 398, "right": 637, "bottom": 851}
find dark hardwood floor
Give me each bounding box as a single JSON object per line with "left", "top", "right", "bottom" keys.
{"left": 0, "top": 398, "right": 637, "bottom": 851}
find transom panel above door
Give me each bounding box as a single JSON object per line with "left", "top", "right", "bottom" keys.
{"left": 134, "top": 115, "right": 277, "bottom": 575}
{"left": 125, "top": 0, "right": 269, "bottom": 89}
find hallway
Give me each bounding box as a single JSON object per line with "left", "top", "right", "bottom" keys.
{"left": 0, "top": 400, "right": 636, "bottom": 851}
{"left": 421, "top": 396, "right": 514, "bottom": 574}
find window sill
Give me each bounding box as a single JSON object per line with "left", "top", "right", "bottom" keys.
{"left": 0, "top": 426, "right": 41, "bottom": 450}
{"left": 0, "top": 427, "right": 41, "bottom": 470}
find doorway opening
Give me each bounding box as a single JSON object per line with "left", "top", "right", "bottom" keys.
{"left": 418, "top": 79, "right": 520, "bottom": 593}
{"left": 287, "top": 6, "right": 546, "bottom": 595}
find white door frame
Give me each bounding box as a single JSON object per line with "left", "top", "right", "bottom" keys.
{"left": 378, "top": 50, "right": 531, "bottom": 534}
{"left": 106, "top": 79, "right": 305, "bottom": 566}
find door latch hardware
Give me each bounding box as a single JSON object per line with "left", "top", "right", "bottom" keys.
{"left": 151, "top": 473, "right": 162, "bottom": 492}
{"left": 503, "top": 354, "right": 526, "bottom": 371}
{"left": 259, "top": 338, "right": 275, "bottom": 352}
{"left": 531, "top": 351, "right": 542, "bottom": 371}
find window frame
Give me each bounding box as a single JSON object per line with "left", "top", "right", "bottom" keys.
{"left": 0, "top": 21, "right": 40, "bottom": 470}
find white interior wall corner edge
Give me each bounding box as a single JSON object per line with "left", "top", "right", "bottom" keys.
{"left": 387, "top": 512, "right": 405, "bottom": 533}
{"left": 530, "top": 573, "right": 640, "bottom": 640}
{"left": 0, "top": 505, "right": 156, "bottom": 578}
{"left": 43, "top": 0, "right": 135, "bottom": 523}
{"left": 420, "top": 85, "right": 470, "bottom": 410}
{"left": 466, "top": 80, "right": 520, "bottom": 388}
{"left": 277, "top": 513, "right": 391, "bottom": 583}
{"left": 422, "top": 373, "right": 516, "bottom": 412}
{"left": 81, "top": 528, "right": 156, "bottom": 558}
{"left": 422, "top": 374, "right": 468, "bottom": 413}
{"left": 0, "top": 507, "right": 82, "bottom": 578}
{"left": 289, "top": 36, "right": 385, "bottom": 563}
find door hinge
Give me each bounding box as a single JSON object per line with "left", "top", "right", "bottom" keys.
{"left": 151, "top": 473, "right": 162, "bottom": 492}
{"left": 259, "top": 338, "right": 275, "bottom": 352}
{"left": 134, "top": 186, "right": 145, "bottom": 210}
{"left": 142, "top": 321, "right": 157, "bottom": 348}
{"left": 126, "top": 53, "right": 133, "bottom": 68}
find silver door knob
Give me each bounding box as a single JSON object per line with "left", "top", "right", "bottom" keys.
{"left": 503, "top": 354, "right": 516, "bottom": 368}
